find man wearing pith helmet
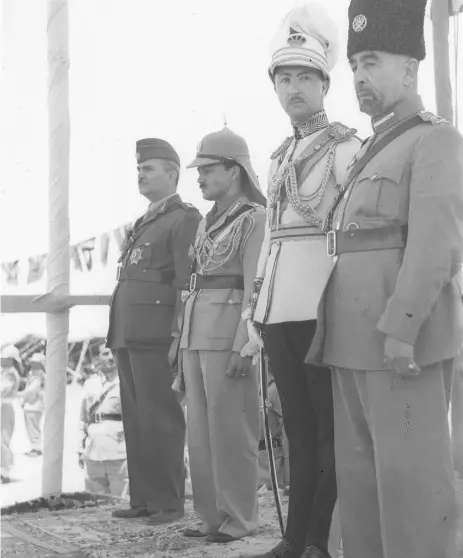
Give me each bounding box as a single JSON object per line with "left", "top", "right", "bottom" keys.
{"left": 305, "top": 0, "right": 463, "bottom": 556}
{"left": 178, "top": 127, "right": 266, "bottom": 543}
{"left": 107, "top": 138, "right": 201, "bottom": 523}
{"left": 244, "top": 3, "right": 360, "bottom": 558}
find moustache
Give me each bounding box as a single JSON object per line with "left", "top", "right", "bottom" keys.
{"left": 288, "top": 96, "right": 305, "bottom": 103}
{"left": 356, "top": 87, "right": 376, "bottom": 98}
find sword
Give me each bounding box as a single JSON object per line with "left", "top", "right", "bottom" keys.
{"left": 259, "top": 346, "right": 285, "bottom": 537}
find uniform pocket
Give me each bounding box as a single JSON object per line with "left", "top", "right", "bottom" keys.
{"left": 194, "top": 289, "right": 243, "bottom": 340}
{"left": 359, "top": 166, "right": 403, "bottom": 220}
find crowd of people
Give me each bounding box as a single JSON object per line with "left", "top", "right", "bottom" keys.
{"left": 2, "top": 0, "right": 463, "bottom": 557}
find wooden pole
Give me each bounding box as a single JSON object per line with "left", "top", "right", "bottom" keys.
{"left": 42, "top": 0, "right": 70, "bottom": 496}
{"left": 431, "top": 0, "right": 454, "bottom": 122}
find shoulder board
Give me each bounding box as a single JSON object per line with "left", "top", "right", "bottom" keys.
{"left": 270, "top": 136, "right": 293, "bottom": 160}
{"left": 418, "top": 111, "right": 450, "bottom": 126}
{"left": 328, "top": 122, "right": 357, "bottom": 141}
{"left": 179, "top": 201, "right": 200, "bottom": 213}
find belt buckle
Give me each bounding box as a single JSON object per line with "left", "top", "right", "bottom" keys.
{"left": 327, "top": 230, "right": 337, "bottom": 257}
{"left": 94, "top": 413, "right": 102, "bottom": 423}
{"left": 189, "top": 273, "right": 197, "bottom": 292}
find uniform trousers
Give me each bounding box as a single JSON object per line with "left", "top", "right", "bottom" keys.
{"left": 24, "top": 409, "right": 43, "bottom": 451}
{"left": 182, "top": 349, "right": 260, "bottom": 538}
{"left": 85, "top": 458, "right": 129, "bottom": 499}
{"left": 332, "top": 361, "right": 457, "bottom": 558}
{"left": 264, "top": 321, "right": 337, "bottom": 556}
{"left": 115, "top": 347, "right": 185, "bottom": 513}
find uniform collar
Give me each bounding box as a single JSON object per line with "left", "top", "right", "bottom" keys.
{"left": 205, "top": 195, "right": 250, "bottom": 231}
{"left": 371, "top": 94, "right": 425, "bottom": 134}
{"left": 142, "top": 193, "right": 180, "bottom": 224}
{"left": 293, "top": 110, "right": 329, "bottom": 140}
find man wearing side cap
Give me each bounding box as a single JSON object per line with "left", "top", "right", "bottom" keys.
{"left": 245, "top": 4, "right": 360, "bottom": 558}
{"left": 179, "top": 128, "right": 266, "bottom": 543}
{"left": 107, "top": 139, "right": 201, "bottom": 523}
{"left": 305, "top": 0, "right": 463, "bottom": 556}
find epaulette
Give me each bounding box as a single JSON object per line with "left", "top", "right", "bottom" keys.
{"left": 270, "top": 136, "right": 293, "bottom": 160}
{"left": 180, "top": 201, "right": 201, "bottom": 213}
{"left": 327, "top": 122, "right": 357, "bottom": 141}
{"left": 418, "top": 111, "right": 450, "bottom": 125}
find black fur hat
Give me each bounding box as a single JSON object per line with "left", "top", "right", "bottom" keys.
{"left": 347, "top": 0, "right": 427, "bottom": 61}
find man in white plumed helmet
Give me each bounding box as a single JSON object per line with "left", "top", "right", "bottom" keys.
{"left": 243, "top": 3, "right": 360, "bottom": 558}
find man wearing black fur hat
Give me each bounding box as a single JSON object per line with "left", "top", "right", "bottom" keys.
{"left": 306, "top": 0, "right": 463, "bottom": 556}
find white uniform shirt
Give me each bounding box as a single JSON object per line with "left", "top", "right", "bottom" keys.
{"left": 254, "top": 130, "right": 360, "bottom": 324}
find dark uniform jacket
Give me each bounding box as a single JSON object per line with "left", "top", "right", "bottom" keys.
{"left": 307, "top": 95, "right": 463, "bottom": 370}
{"left": 107, "top": 194, "right": 201, "bottom": 349}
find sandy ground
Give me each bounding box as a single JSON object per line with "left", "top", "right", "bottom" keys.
{"left": 1, "top": 384, "right": 462, "bottom": 557}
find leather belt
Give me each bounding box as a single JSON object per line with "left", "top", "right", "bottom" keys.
{"left": 327, "top": 225, "right": 407, "bottom": 257}
{"left": 259, "top": 437, "right": 283, "bottom": 451}
{"left": 117, "top": 267, "right": 174, "bottom": 283}
{"left": 91, "top": 412, "right": 123, "bottom": 424}
{"left": 187, "top": 274, "right": 244, "bottom": 292}
{"left": 270, "top": 225, "right": 324, "bottom": 242}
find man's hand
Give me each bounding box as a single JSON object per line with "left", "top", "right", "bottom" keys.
{"left": 225, "top": 351, "right": 253, "bottom": 379}
{"left": 384, "top": 335, "right": 421, "bottom": 379}
{"left": 167, "top": 337, "right": 180, "bottom": 369}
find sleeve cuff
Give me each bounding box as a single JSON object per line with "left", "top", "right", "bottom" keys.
{"left": 377, "top": 297, "right": 427, "bottom": 345}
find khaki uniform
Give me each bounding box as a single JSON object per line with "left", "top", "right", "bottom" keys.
{"left": 107, "top": 193, "right": 201, "bottom": 512}
{"left": 79, "top": 375, "right": 128, "bottom": 498}
{"left": 180, "top": 197, "right": 265, "bottom": 538}
{"left": 307, "top": 95, "right": 463, "bottom": 557}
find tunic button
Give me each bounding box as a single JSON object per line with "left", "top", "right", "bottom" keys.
{"left": 315, "top": 144, "right": 321, "bottom": 150}
{"left": 333, "top": 256, "right": 339, "bottom": 264}
{"left": 335, "top": 222, "right": 341, "bottom": 231}
{"left": 371, "top": 174, "right": 378, "bottom": 180}
{"left": 228, "top": 300, "right": 233, "bottom": 304}
{"left": 156, "top": 300, "right": 160, "bottom": 304}
{"left": 142, "top": 270, "right": 146, "bottom": 273}
{"left": 343, "top": 191, "right": 349, "bottom": 199}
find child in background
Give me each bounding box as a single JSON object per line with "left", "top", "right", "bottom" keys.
{"left": 22, "top": 353, "right": 46, "bottom": 457}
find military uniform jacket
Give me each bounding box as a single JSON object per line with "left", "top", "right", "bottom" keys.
{"left": 253, "top": 124, "right": 360, "bottom": 324}
{"left": 307, "top": 96, "right": 463, "bottom": 370}
{"left": 107, "top": 194, "right": 201, "bottom": 349}
{"left": 179, "top": 196, "right": 266, "bottom": 353}
{"left": 79, "top": 376, "right": 126, "bottom": 461}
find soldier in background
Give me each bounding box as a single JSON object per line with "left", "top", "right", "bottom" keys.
{"left": 107, "top": 139, "right": 201, "bottom": 522}
{"left": 305, "top": 0, "right": 463, "bottom": 555}
{"left": 78, "top": 347, "right": 128, "bottom": 499}
{"left": 1, "top": 345, "right": 21, "bottom": 484}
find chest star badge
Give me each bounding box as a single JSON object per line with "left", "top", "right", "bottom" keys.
{"left": 129, "top": 246, "right": 144, "bottom": 266}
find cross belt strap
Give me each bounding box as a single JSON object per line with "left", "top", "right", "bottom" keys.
{"left": 327, "top": 225, "right": 407, "bottom": 256}
{"left": 186, "top": 273, "right": 244, "bottom": 292}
